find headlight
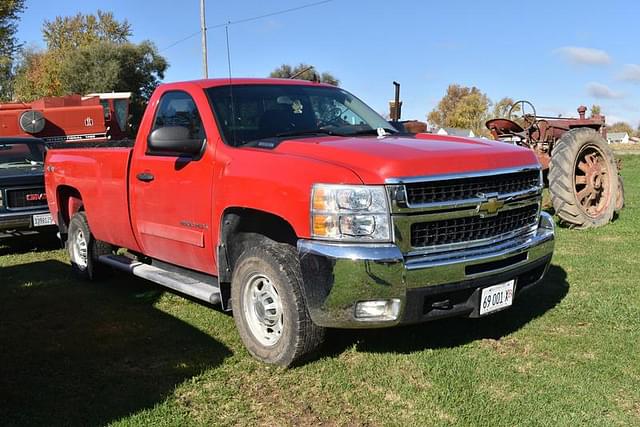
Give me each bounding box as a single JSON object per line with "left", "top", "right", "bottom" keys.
{"left": 311, "top": 184, "right": 391, "bottom": 242}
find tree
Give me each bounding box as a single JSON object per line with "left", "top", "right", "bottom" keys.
{"left": 269, "top": 63, "right": 339, "bottom": 86}
{"left": 13, "top": 11, "right": 167, "bottom": 128}
{"left": 42, "top": 10, "right": 131, "bottom": 51}
{"left": 59, "top": 40, "right": 167, "bottom": 131}
{"left": 590, "top": 104, "right": 601, "bottom": 117}
{"left": 12, "top": 48, "right": 63, "bottom": 101}
{"left": 608, "top": 121, "right": 634, "bottom": 135}
{"left": 0, "top": 0, "right": 25, "bottom": 101}
{"left": 428, "top": 84, "right": 491, "bottom": 136}
{"left": 492, "top": 97, "right": 516, "bottom": 119}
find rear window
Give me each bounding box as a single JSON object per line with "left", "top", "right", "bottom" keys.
{"left": 0, "top": 142, "right": 44, "bottom": 166}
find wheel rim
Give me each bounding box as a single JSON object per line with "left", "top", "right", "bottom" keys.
{"left": 574, "top": 144, "right": 612, "bottom": 218}
{"left": 72, "top": 229, "right": 88, "bottom": 268}
{"left": 242, "top": 274, "right": 283, "bottom": 347}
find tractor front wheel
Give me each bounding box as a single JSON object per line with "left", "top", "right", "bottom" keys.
{"left": 549, "top": 128, "right": 621, "bottom": 228}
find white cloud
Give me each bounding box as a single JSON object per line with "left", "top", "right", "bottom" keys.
{"left": 555, "top": 46, "right": 611, "bottom": 65}
{"left": 618, "top": 64, "right": 640, "bottom": 82}
{"left": 586, "top": 82, "right": 624, "bottom": 99}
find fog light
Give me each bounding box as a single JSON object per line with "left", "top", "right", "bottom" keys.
{"left": 354, "top": 299, "right": 401, "bottom": 321}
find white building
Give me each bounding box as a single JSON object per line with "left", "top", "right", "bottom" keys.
{"left": 607, "top": 132, "right": 630, "bottom": 144}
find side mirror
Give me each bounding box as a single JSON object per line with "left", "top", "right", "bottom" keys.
{"left": 147, "top": 126, "right": 203, "bottom": 156}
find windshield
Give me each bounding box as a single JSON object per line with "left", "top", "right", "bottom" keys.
{"left": 207, "top": 84, "right": 396, "bottom": 147}
{"left": 0, "top": 141, "right": 45, "bottom": 168}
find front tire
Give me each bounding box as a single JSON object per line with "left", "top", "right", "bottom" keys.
{"left": 231, "top": 240, "right": 325, "bottom": 367}
{"left": 67, "top": 212, "right": 113, "bottom": 281}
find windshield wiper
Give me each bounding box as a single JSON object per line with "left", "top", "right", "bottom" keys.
{"left": 346, "top": 127, "right": 399, "bottom": 136}
{"left": 275, "top": 129, "right": 336, "bottom": 138}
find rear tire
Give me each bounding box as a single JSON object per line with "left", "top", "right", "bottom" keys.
{"left": 67, "top": 212, "right": 113, "bottom": 281}
{"left": 549, "top": 128, "right": 619, "bottom": 228}
{"left": 231, "top": 240, "right": 325, "bottom": 367}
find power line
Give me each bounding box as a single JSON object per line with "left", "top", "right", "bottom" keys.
{"left": 160, "top": 0, "right": 333, "bottom": 52}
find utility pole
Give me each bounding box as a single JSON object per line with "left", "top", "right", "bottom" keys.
{"left": 200, "top": 0, "right": 209, "bottom": 78}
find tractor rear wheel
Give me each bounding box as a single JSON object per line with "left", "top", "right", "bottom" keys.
{"left": 549, "top": 128, "right": 621, "bottom": 228}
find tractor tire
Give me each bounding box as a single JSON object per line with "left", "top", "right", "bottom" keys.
{"left": 67, "top": 212, "right": 113, "bottom": 281}
{"left": 231, "top": 239, "right": 325, "bottom": 367}
{"left": 549, "top": 128, "right": 620, "bottom": 229}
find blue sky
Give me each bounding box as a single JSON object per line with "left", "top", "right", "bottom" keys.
{"left": 16, "top": 0, "right": 640, "bottom": 127}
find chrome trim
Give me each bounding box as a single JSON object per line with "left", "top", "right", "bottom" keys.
{"left": 385, "top": 165, "right": 543, "bottom": 214}
{"left": 403, "top": 224, "right": 538, "bottom": 257}
{"left": 298, "top": 240, "right": 403, "bottom": 263}
{"left": 296, "top": 217, "right": 554, "bottom": 329}
{"left": 388, "top": 186, "right": 542, "bottom": 214}
{"left": 404, "top": 227, "right": 552, "bottom": 272}
{"left": 384, "top": 165, "right": 541, "bottom": 185}
{"left": 392, "top": 199, "right": 541, "bottom": 254}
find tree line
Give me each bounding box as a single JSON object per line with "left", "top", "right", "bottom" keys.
{"left": 1, "top": 3, "right": 636, "bottom": 137}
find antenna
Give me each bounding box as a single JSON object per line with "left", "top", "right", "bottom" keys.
{"left": 290, "top": 65, "right": 316, "bottom": 81}
{"left": 225, "top": 24, "right": 238, "bottom": 146}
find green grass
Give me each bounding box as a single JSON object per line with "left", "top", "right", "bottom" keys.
{"left": 1, "top": 157, "right": 639, "bottom": 426}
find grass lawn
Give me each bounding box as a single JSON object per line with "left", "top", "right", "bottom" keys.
{"left": 1, "top": 157, "right": 639, "bottom": 427}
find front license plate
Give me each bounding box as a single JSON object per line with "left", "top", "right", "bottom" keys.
{"left": 479, "top": 280, "right": 515, "bottom": 316}
{"left": 33, "top": 213, "right": 54, "bottom": 227}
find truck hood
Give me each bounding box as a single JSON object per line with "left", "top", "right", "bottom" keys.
{"left": 274, "top": 134, "right": 540, "bottom": 184}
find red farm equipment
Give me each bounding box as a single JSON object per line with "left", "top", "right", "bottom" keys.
{"left": 486, "top": 101, "right": 624, "bottom": 229}
{"left": 0, "top": 92, "right": 131, "bottom": 145}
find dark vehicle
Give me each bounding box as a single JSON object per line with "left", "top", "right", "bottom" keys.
{"left": 0, "top": 138, "right": 54, "bottom": 234}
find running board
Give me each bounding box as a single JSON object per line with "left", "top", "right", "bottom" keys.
{"left": 99, "top": 254, "right": 221, "bottom": 305}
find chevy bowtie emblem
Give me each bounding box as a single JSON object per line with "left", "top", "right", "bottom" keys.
{"left": 477, "top": 194, "right": 504, "bottom": 217}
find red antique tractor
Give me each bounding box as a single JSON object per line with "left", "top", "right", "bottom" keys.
{"left": 486, "top": 101, "right": 623, "bottom": 229}
{"left": 0, "top": 92, "right": 131, "bottom": 144}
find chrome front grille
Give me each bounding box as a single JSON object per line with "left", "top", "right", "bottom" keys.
{"left": 405, "top": 170, "right": 541, "bottom": 206}
{"left": 410, "top": 204, "right": 539, "bottom": 247}
{"left": 386, "top": 166, "right": 543, "bottom": 255}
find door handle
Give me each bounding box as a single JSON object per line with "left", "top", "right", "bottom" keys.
{"left": 136, "top": 172, "right": 155, "bottom": 182}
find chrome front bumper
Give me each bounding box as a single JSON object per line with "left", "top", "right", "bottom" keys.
{"left": 297, "top": 212, "right": 555, "bottom": 328}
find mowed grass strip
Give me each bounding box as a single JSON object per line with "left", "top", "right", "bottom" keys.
{"left": 0, "top": 156, "right": 638, "bottom": 426}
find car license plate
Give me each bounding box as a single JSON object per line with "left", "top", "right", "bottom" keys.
{"left": 33, "top": 213, "right": 54, "bottom": 227}
{"left": 479, "top": 280, "right": 515, "bottom": 316}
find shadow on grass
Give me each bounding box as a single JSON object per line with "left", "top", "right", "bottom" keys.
{"left": 0, "top": 260, "right": 231, "bottom": 427}
{"left": 0, "top": 231, "right": 62, "bottom": 256}
{"left": 318, "top": 264, "right": 569, "bottom": 357}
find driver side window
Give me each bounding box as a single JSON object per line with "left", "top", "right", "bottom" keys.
{"left": 153, "top": 91, "right": 205, "bottom": 142}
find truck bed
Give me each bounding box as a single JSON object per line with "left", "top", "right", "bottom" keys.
{"left": 45, "top": 142, "right": 140, "bottom": 252}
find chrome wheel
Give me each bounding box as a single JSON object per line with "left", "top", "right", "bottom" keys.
{"left": 72, "top": 228, "right": 88, "bottom": 269}
{"left": 242, "top": 273, "right": 283, "bottom": 347}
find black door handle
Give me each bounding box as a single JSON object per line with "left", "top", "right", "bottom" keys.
{"left": 136, "top": 172, "right": 154, "bottom": 182}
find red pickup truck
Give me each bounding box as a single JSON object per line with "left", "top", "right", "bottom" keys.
{"left": 45, "top": 78, "right": 555, "bottom": 366}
